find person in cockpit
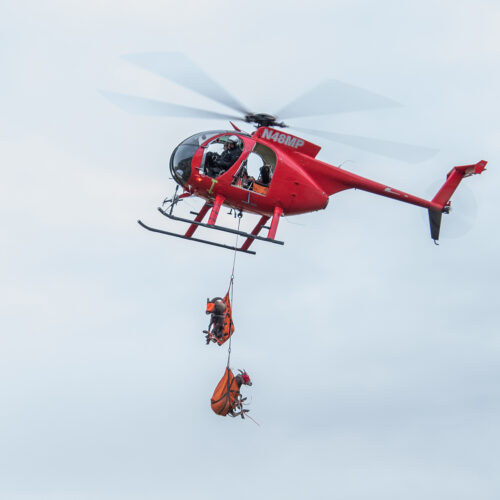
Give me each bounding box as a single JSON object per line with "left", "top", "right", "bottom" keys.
{"left": 205, "top": 135, "right": 242, "bottom": 177}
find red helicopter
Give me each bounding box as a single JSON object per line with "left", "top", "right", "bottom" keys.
{"left": 103, "top": 53, "right": 487, "bottom": 255}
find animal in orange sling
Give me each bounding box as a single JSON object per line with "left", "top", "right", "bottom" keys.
{"left": 204, "top": 293, "right": 234, "bottom": 345}
{"left": 211, "top": 368, "right": 252, "bottom": 418}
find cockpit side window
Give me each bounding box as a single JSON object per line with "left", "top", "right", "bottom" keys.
{"left": 231, "top": 142, "right": 277, "bottom": 195}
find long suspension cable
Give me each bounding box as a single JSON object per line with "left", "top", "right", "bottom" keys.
{"left": 226, "top": 213, "right": 242, "bottom": 368}
{"left": 225, "top": 213, "right": 258, "bottom": 426}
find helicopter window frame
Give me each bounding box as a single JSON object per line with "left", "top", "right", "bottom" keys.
{"left": 199, "top": 133, "right": 248, "bottom": 178}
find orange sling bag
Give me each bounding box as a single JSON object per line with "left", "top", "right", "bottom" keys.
{"left": 206, "top": 292, "right": 235, "bottom": 346}
{"left": 210, "top": 368, "right": 240, "bottom": 416}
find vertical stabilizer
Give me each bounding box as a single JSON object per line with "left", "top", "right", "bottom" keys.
{"left": 428, "top": 160, "right": 486, "bottom": 242}
{"left": 428, "top": 209, "right": 443, "bottom": 243}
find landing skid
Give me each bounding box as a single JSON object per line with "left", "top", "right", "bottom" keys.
{"left": 158, "top": 207, "right": 284, "bottom": 246}
{"left": 137, "top": 220, "right": 257, "bottom": 255}
{"left": 138, "top": 203, "right": 284, "bottom": 255}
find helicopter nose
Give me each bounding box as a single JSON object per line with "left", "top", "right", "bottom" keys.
{"left": 169, "top": 142, "right": 195, "bottom": 186}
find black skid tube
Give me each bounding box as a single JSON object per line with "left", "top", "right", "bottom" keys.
{"left": 157, "top": 207, "right": 284, "bottom": 246}
{"left": 137, "top": 220, "right": 257, "bottom": 255}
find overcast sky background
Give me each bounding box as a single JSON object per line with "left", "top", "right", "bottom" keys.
{"left": 1, "top": 1, "right": 499, "bottom": 499}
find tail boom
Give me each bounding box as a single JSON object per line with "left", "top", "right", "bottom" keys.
{"left": 294, "top": 152, "right": 486, "bottom": 242}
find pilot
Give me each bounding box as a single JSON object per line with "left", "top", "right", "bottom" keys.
{"left": 205, "top": 135, "right": 242, "bottom": 177}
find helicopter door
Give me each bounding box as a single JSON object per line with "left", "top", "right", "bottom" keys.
{"left": 232, "top": 143, "right": 276, "bottom": 195}
{"left": 201, "top": 134, "right": 245, "bottom": 178}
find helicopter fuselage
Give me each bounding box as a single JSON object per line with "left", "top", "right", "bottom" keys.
{"left": 170, "top": 127, "right": 333, "bottom": 217}
{"left": 103, "top": 52, "right": 486, "bottom": 252}
{"left": 165, "top": 126, "right": 486, "bottom": 250}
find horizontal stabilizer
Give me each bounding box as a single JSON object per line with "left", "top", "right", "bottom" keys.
{"left": 432, "top": 160, "right": 487, "bottom": 209}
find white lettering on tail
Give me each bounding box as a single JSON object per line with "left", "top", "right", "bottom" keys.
{"left": 261, "top": 129, "right": 273, "bottom": 140}
{"left": 261, "top": 129, "right": 304, "bottom": 149}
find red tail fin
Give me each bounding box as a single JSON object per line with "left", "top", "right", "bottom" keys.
{"left": 432, "top": 160, "right": 487, "bottom": 209}
{"left": 428, "top": 160, "right": 486, "bottom": 242}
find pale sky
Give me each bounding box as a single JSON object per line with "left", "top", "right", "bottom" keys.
{"left": 1, "top": 1, "right": 499, "bottom": 499}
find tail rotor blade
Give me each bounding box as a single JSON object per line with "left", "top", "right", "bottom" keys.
{"left": 100, "top": 90, "right": 242, "bottom": 121}
{"left": 122, "top": 52, "right": 250, "bottom": 115}
{"left": 276, "top": 79, "right": 401, "bottom": 119}
{"left": 293, "top": 127, "right": 438, "bottom": 163}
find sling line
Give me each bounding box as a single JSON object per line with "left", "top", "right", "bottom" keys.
{"left": 226, "top": 212, "right": 241, "bottom": 368}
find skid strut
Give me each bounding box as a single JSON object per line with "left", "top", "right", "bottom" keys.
{"left": 241, "top": 215, "right": 270, "bottom": 252}
{"left": 208, "top": 195, "right": 225, "bottom": 225}
{"left": 185, "top": 203, "right": 211, "bottom": 238}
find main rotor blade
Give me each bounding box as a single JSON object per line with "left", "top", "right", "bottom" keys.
{"left": 294, "top": 127, "right": 438, "bottom": 163}
{"left": 101, "top": 90, "right": 242, "bottom": 121}
{"left": 276, "top": 80, "right": 401, "bottom": 119}
{"left": 122, "top": 52, "right": 250, "bottom": 115}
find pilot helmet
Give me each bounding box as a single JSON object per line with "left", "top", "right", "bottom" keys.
{"left": 227, "top": 135, "right": 240, "bottom": 147}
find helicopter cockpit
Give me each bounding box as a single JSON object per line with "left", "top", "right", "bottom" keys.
{"left": 169, "top": 130, "right": 277, "bottom": 196}
{"left": 170, "top": 130, "right": 227, "bottom": 186}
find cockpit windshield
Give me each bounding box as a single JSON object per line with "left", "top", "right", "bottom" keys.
{"left": 170, "top": 131, "right": 227, "bottom": 186}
